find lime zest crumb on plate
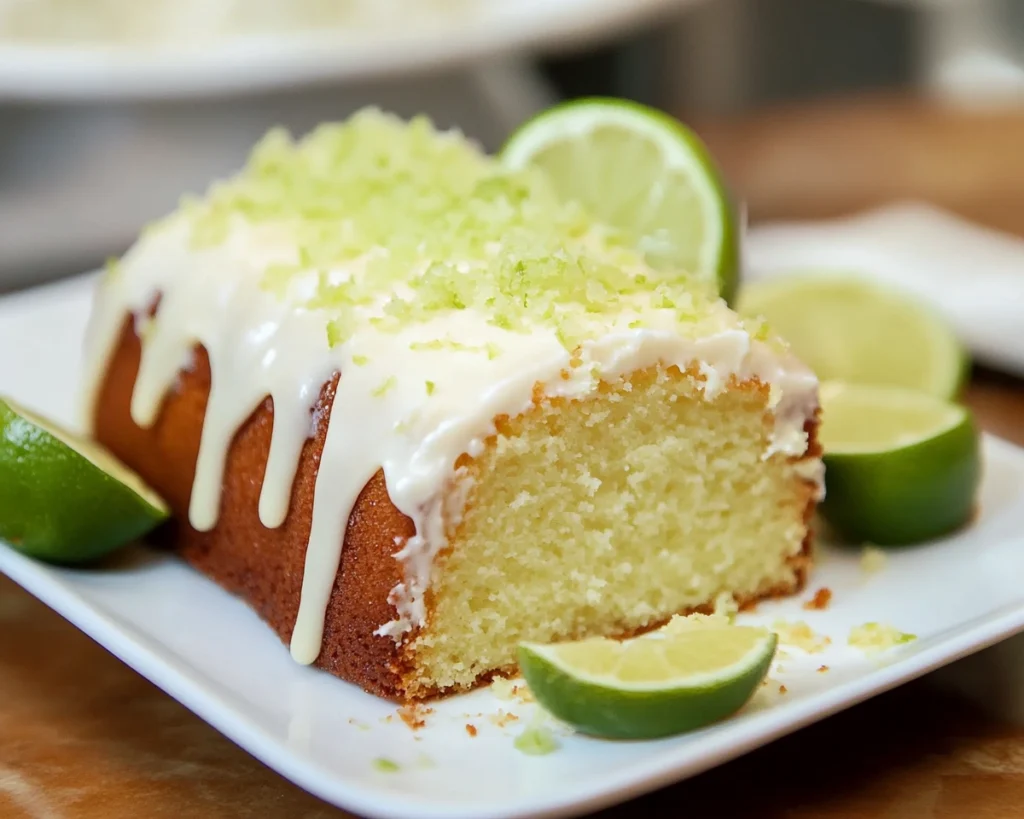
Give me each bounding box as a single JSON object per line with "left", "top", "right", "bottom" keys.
{"left": 848, "top": 622, "right": 917, "bottom": 654}
{"left": 770, "top": 620, "right": 832, "bottom": 654}
{"left": 514, "top": 716, "right": 561, "bottom": 756}
{"left": 373, "top": 757, "right": 401, "bottom": 773}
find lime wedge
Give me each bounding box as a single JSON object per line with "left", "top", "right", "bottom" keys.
{"left": 0, "top": 396, "right": 169, "bottom": 564}
{"left": 518, "top": 618, "right": 776, "bottom": 740}
{"left": 500, "top": 97, "right": 739, "bottom": 303}
{"left": 736, "top": 273, "right": 967, "bottom": 399}
{"left": 818, "top": 382, "right": 981, "bottom": 545}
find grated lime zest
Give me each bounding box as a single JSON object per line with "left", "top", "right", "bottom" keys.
{"left": 143, "top": 108, "right": 722, "bottom": 352}
{"left": 371, "top": 376, "right": 397, "bottom": 397}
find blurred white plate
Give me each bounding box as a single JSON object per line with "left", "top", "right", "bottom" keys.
{"left": 0, "top": 0, "right": 694, "bottom": 101}
{"left": 0, "top": 64, "right": 556, "bottom": 291}
{"left": 746, "top": 202, "right": 1024, "bottom": 378}
{"left": 4, "top": 274, "right": 1024, "bottom": 818}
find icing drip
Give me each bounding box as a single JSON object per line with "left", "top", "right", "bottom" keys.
{"left": 259, "top": 381, "right": 318, "bottom": 529}
{"left": 290, "top": 380, "right": 378, "bottom": 664}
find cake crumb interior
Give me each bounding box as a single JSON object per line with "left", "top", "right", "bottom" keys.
{"left": 406, "top": 365, "right": 812, "bottom": 696}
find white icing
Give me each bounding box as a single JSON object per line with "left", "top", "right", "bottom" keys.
{"left": 80, "top": 216, "right": 822, "bottom": 662}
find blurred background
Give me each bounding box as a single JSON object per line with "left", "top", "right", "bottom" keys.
{"left": 1, "top": 0, "right": 1023, "bottom": 292}
{"left": 4, "top": 5, "right": 1024, "bottom": 814}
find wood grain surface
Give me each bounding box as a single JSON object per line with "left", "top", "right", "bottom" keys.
{"left": 3, "top": 91, "right": 1024, "bottom": 818}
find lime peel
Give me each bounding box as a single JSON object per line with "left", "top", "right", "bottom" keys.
{"left": 513, "top": 717, "right": 561, "bottom": 756}
{"left": 848, "top": 622, "right": 917, "bottom": 654}
{"left": 518, "top": 616, "right": 777, "bottom": 740}
{"left": 0, "top": 396, "right": 168, "bottom": 565}
{"left": 818, "top": 382, "right": 981, "bottom": 545}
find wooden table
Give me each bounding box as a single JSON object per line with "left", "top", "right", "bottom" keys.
{"left": 3, "top": 92, "right": 1024, "bottom": 818}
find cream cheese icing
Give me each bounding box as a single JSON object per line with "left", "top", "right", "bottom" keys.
{"left": 80, "top": 109, "right": 821, "bottom": 664}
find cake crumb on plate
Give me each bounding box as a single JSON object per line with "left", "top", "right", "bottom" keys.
{"left": 398, "top": 705, "right": 433, "bottom": 730}
{"left": 771, "top": 620, "right": 832, "bottom": 653}
{"left": 802, "top": 587, "right": 832, "bottom": 610}
{"left": 489, "top": 710, "right": 519, "bottom": 728}
{"left": 490, "top": 678, "right": 517, "bottom": 700}
{"left": 861, "top": 546, "right": 888, "bottom": 574}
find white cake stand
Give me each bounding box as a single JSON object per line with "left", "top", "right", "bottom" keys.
{"left": 0, "top": 0, "right": 705, "bottom": 290}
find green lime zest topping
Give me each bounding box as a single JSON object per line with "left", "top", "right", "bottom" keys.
{"left": 372, "top": 757, "right": 401, "bottom": 773}
{"left": 371, "top": 376, "right": 396, "bottom": 397}
{"left": 326, "top": 320, "right": 349, "bottom": 348}
{"left": 351, "top": 354, "right": 370, "bottom": 366}
{"left": 409, "top": 338, "right": 502, "bottom": 358}
{"left": 425, "top": 380, "right": 436, "bottom": 395}
{"left": 167, "top": 108, "right": 717, "bottom": 352}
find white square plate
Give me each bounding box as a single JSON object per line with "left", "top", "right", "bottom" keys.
{"left": 3, "top": 274, "right": 1024, "bottom": 819}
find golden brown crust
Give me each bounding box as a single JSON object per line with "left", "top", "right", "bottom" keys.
{"left": 92, "top": 320, "right": 820, "bottom": 703}
{"left": 94, "top": 318, "right": 414, "bottom": 699}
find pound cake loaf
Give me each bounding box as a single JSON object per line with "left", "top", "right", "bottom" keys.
{"left": 82, "top": 109, "right": 823, "bottom": 701}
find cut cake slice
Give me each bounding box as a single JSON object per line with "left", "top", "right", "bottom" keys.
{"left": 82, "top": 109, "right": 822, "bottom": 700}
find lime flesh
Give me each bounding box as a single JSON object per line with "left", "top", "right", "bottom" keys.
{"left": 818, "top": 382, "right": 981, "bottom": 545}
{"left": 737, "top": 273, "right": 967, "bottom": 399}
{"left": 501, "top": 97, "right": 739, "bottom": 304}
{"left": 519, "top": 619, "right": 776, "bottom": 740}
{"left": 0, "top": 395, "right": 169, "bottom": 564}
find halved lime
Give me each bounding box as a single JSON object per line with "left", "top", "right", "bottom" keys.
{"left": 518, "top": 619, "right": 776, "bottom": 740}
{"left": 736, "top": 273, "right": 968, "bottom": 399}
{"left": 501, "top": 97, "right": 739, "bottom": 303}
{"left": 0, "top": 395, "right": 169, "bottom": 564}
{"left": 818, "top": 381, "right": 981, "bottom": 545}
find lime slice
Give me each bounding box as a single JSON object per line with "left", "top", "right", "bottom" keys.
{"left": 818, "top": 381, "right": 981, "bottom": 546}
{"left": 0, "top": 395, "right": 169, "bottom": 564}
{"left": 518, "top": 619, "right": 776, "bottom": 740}
{"left": 736, "top": 273, "right": 968, "bottom": 399}
{"left": 500, "top": 97, "right": 739, "bottom": 303}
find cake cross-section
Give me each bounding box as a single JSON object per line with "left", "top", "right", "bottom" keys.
{"left": 82, "top": 109, "right": 822, "bottom": 701}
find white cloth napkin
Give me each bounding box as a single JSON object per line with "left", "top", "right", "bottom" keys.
{"left": 744, "top": 201, "right": 1024, "bottom": 377}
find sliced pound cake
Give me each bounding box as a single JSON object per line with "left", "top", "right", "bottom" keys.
{"left": 82, "top": 109, "right": 822, "bottom": 701}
